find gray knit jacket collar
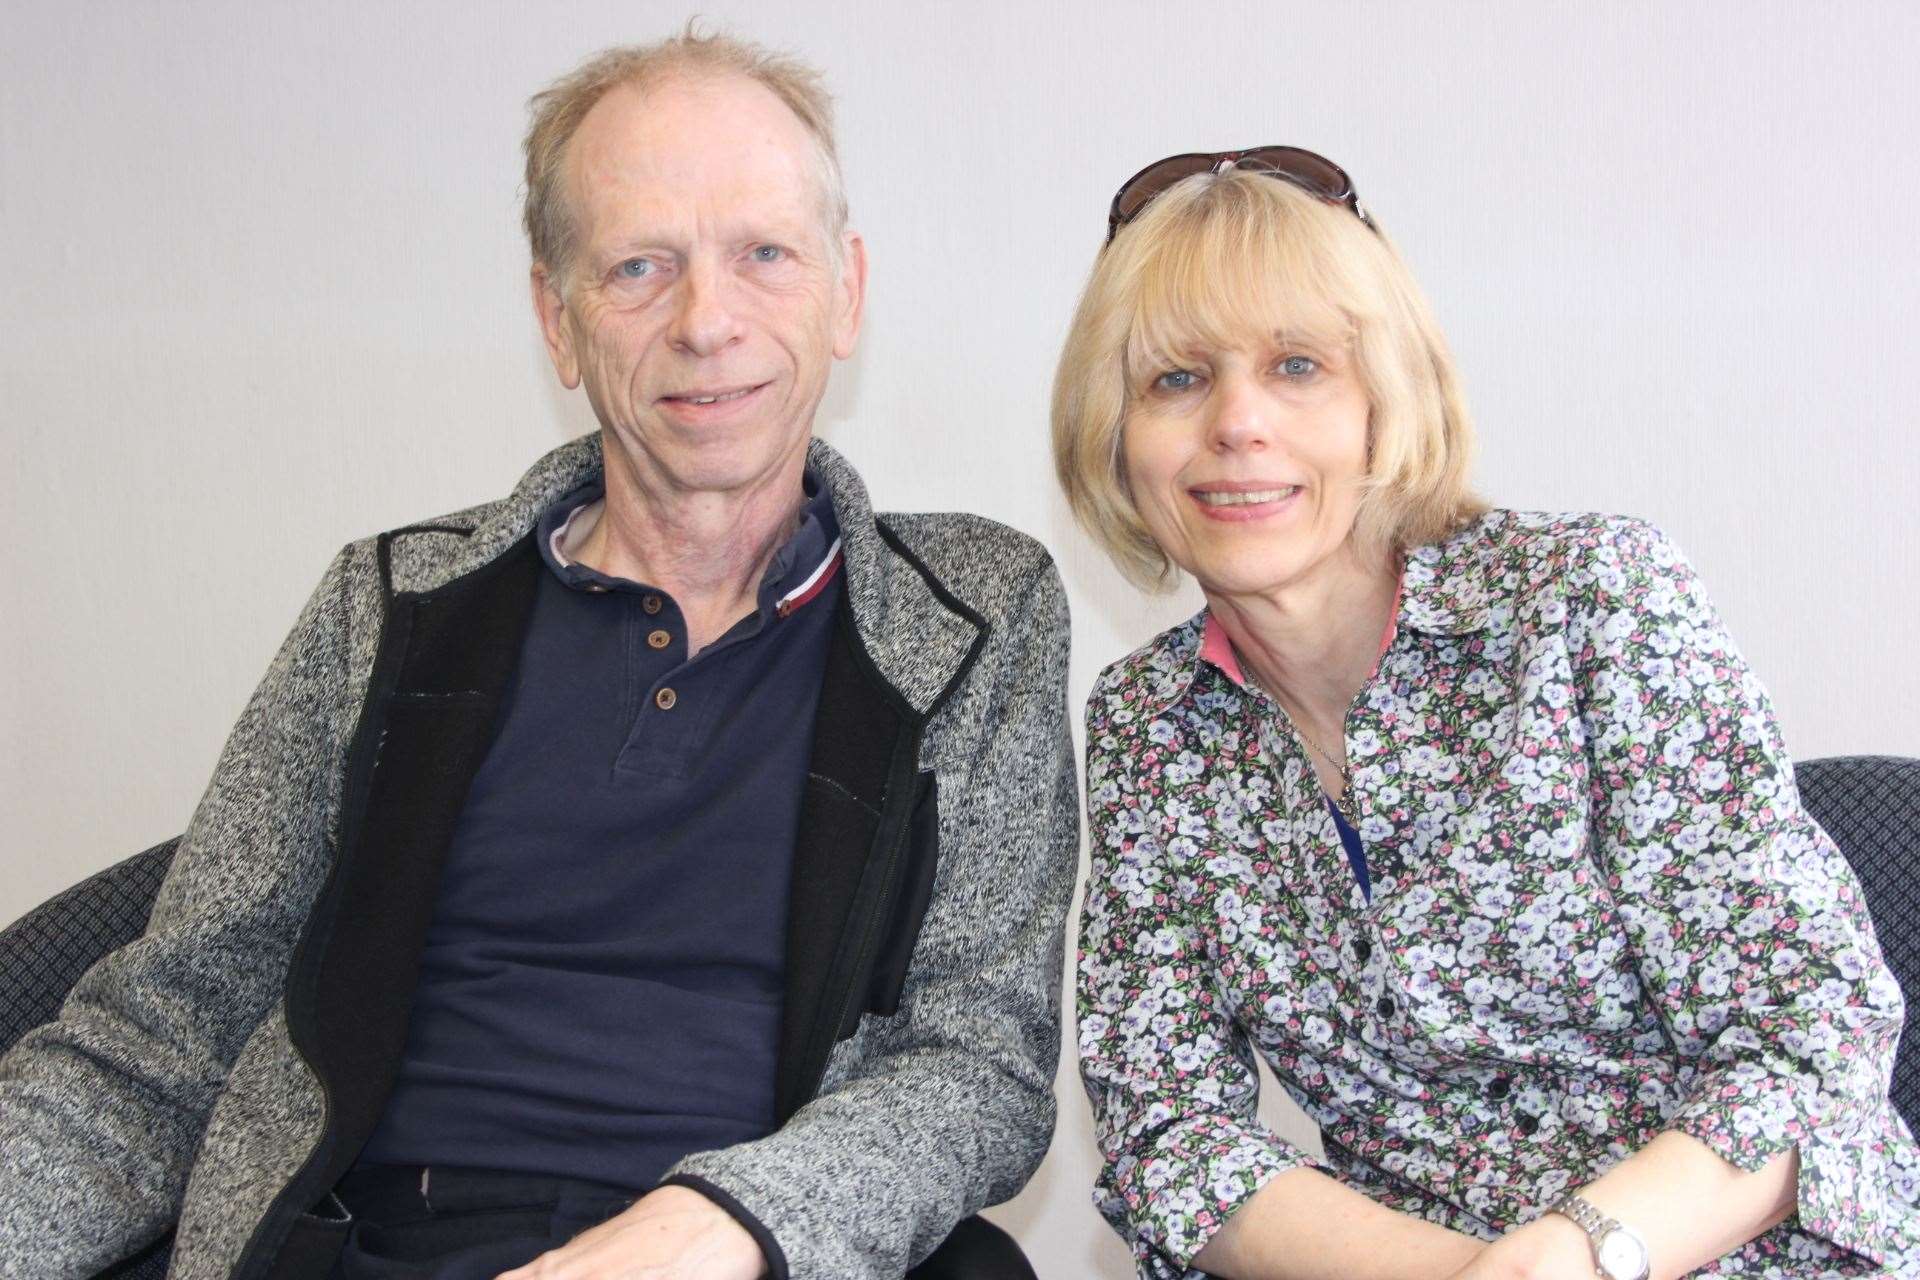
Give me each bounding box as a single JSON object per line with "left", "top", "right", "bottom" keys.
{"left": 397, "top": 432, "right": 982, "bottom": 716}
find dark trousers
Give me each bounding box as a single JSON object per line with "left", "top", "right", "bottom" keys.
{"left": 328, "top": 1164, "right": 1036, "bottom": 1280}
{"left": 329, "top": 1165, "right": 637, "bottom": 1279}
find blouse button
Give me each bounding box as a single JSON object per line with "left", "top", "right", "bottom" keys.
{"left": 647, "top": 629, "right": 671, "bottom": 650}
{"left": 655, "top": 688, "right": 678, "bottom": 711}
{"left": 1352, "top": 938, "right": 1372, "bottom": 964}
{"left": 643, "top": 594, "right": 664, "bottom": 615}
{"left": 1487, "top": 1076, "right": 1512, "bottom": 1100}
{"left": 1516, "top": 1114, "right": 1539, "bottom": 1136}
{"left": 1375, "top": 996, "right": 1395, "bottom": 1019}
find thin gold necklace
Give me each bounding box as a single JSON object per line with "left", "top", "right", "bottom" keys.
{"left": 1291, "top": 720, "right": 1358, "bottom": 825}
{"left": 1248, "top": 668, "right": 1359, "bottom": 822}
{"left": 1230, "top": 639, "right": 1364, "bottom": 825}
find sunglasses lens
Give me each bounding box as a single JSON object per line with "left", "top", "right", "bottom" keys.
{"left": 1107, "top": 146, "right": 1371, "bottom": 246}
{"left": 1114, "top": 154, "right": 1218, "bottom": 221}
{"left": 1236, "top": 147, "right": 1349, "bottom": 200}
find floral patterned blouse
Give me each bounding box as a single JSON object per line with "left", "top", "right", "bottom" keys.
{"left": 1077, "top": 511, "right": 1920, "bottom": 1278}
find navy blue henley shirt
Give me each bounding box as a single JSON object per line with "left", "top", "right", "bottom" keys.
{"left": 357, "top": 472, "right": 843, "bottom": 1190}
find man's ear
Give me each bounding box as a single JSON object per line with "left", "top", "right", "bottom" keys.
{"left": 831, "top": 230, "right": 868, "bottom": 361}
{"left": 531, "top": 264, "right": 581, "bottom": 388}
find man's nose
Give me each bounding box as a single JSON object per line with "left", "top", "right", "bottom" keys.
{"left": 666, "top": 259, "right": 744, "bottom": 357}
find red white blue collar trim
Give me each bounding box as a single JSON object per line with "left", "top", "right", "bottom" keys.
{"left": 776, "top": 538, "right": 843, "bottom": 617}
{"left": 549, "top": 500, "right": 841, "bottom": 618}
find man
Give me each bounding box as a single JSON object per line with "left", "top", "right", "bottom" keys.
{"left": 0, "top": 30, "right": 1076, "bottom": 1280}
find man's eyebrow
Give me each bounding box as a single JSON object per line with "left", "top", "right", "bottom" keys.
{"left": 592, "top": 236, "right": 676, "bottom": 263}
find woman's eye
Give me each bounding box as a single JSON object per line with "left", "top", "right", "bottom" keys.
{"left": 616, "top": 258, "right": 654, "bottom": 279}
{"left": 1279, "top": 355, "right": 1319, "bottom": 378}
{"left": 751, "top": 244, "right": 786, "bottom": 263}
{"left": 1154, "top": 369, "right": 1198, "bottom": 392}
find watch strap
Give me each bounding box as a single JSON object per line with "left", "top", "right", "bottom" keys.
{"left": 1552, "top": 1191, "right": 1613, "bottom": 1239}
{"left": 1549, "top": 1193, "right": 1644, "bottom": 1280}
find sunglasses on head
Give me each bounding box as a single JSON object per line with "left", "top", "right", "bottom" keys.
{"left": 1105, "top": 145, "right": 1376, "bottom": 245}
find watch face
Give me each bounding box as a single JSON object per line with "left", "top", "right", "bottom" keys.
{"left": 1597, "top": 1227, "right": 1649, "bottom": 1280}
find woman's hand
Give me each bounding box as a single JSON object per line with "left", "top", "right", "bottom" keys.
{"left": 1441, "top": 1214, "right": 1593, "bottom": 1280}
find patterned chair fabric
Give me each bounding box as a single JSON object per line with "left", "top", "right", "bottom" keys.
{"left": 4, "top": 756, "right": 1911, "bottom": 1276}
{"left": 1796, "top": 755, "right": 1920, "bottom": 1128}
{"left": 0, "top": 839, "right": 178, "bottom": 1056}
{"left": 1, "top": 837, "right": 178, "bottom": 1280}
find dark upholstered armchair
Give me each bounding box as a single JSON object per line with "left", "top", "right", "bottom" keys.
{"left": 0, "top": 839, "right": 1037, "bottom": 1280}
{"left": 1795, "top": 755, "right": 1920, "bottom": 1126}
{"left": 1, "top": 839, "right": 178, "bottom": 1279}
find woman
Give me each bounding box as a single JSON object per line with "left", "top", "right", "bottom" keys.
{"left": 1056, "top": 149, "right": 1918, "bottom": 1280}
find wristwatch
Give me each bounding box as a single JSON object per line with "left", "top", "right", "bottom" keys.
{"left": 1549, "top": 1194, "right": 1650, "bottom": 1280}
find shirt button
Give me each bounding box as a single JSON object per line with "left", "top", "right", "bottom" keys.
{"left": 643, "top": 594, "right": 664, "bottom": 615}
{"left": 654, "top": 687, "right": 677, "bottom": 710}
{"left": 647, "top": 629, "right": 671, "bottom": 650}
{"left": 1376, "top": 996, "right": 1395, "bottom": 1019}
{"left": 1487, "top": 1076, "right": 1512, "bottom": 1100}
{"left": 1352, "top": 938, "right": 1372, "bottom": 964}
{"left": 1516, "top": 1114, "right": 1539, "bottom": 1136}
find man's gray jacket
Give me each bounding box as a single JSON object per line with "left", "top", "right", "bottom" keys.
{"left": 0, "top": 435, "right": 1079, "bottom": 1279}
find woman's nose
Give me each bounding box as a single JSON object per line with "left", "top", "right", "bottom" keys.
{"left": 1204, "top": 371, "right": 1274, "bottom": 454}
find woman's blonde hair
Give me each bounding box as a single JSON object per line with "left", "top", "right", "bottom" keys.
{"left": 1052, "top": 167, "right": 1485, "bottom": 588}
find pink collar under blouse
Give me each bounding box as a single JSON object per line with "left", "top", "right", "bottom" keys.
{"left": 1196, "top": 568, "right": 1406, "bottom": 692}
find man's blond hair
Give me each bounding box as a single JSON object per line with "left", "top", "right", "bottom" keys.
{"left": 523, "top": 27, "right": 848, "bottom": 288}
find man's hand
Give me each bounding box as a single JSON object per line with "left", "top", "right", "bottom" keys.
{"left": 496, "top": 1184, "right": 767, "bottom": 1280}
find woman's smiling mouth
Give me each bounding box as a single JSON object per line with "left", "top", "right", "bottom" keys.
{"left": 1192, "top": 486, "right": 1300, "bottom": 507}
{"left": 1188, "top": 483, "right": 1304, "bottom": 522}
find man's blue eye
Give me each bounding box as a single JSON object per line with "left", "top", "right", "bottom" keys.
{"left": 752, "top": 244, "right": 785, "bottom": 262}
{"left": 618, "top": 259, "right": 653, "bottom": 279}
{"left": 1280, "top": 355, "right": 1318, "bottom": 377}
{"left": 1155, "top": 370, "right": 1196, "bottom": 391}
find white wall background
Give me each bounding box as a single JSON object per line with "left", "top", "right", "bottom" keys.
{"left": 5, "top": 1, "right": 1918, "bottom": 1274}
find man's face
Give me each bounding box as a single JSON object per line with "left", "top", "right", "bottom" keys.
{"left": 533, "top": 73, "right": 865, "bottom": 497}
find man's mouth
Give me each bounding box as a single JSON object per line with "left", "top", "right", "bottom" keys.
{"left": 662, "top": 383, "right": 764, "bottom": 406}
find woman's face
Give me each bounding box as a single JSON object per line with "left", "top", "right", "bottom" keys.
{"left": 1122, "top": 329, "right": 1371, "bottom": 598}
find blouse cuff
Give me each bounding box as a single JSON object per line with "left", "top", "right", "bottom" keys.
{"left": 1122, "top": 1114, "right": 1317, "bottom": 1272}
{"left": 1671, "top": 1068, "right": 1894, "bottom": 1268}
